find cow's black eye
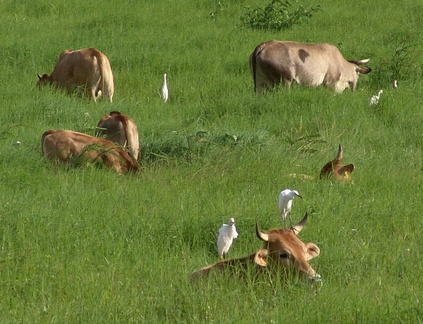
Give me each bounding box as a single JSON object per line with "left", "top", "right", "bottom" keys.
{"left": 280, "top": 252, "right": 290, "bottom": 259}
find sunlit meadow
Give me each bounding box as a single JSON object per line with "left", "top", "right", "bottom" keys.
{"left": 0, "top": 0, "right": 422, "bottom": 322}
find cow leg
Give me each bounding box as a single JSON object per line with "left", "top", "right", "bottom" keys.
{"left": 282, "top": 79, "right": 293, "bottom": 89}
{"left": 256, "top": 83, "right": 265, "bottom": 94}
{"left": 90, "top": 87, "right": 98, "bottom": 102}
{"left": 89, "top": 79, "right": 101, "bottom": 102}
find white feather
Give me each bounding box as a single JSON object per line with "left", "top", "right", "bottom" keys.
{"left": 217, "top": 218, "right": 238, "bottom": 258}
{"left": 161, "top": 73, "right": 169, "bottom": 102}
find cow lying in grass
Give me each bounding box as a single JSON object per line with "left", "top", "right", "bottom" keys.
{"left": 289, "top": 145, "right": 355, "bottom": 181}
{"left": 191, "top": 214, "right": 321, "bottom": 282}
{"left": 320, "top": 144, "right": 355, "bottom": 180}
{"left": 41, "top": 130, "right": 138, "bottom": 174}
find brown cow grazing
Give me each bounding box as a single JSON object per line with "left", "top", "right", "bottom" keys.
{"left": 96, "top": 111, "right": 139, "bottom": 160}
{"left": 250, "top": 40, "right": 372, "bottom": 93}
{"left": 37, "top": 48, "right": 114, "bottom": 102}
{"left": 41, "top": 130, "right": 138, "bottom": 174}
{"left": 320, "top": 145, "right": 355, "bottom": 180}
{"left": 191, "top": 214, "right": 321, "bottom": 282}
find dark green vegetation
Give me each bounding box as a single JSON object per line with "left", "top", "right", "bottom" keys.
{"left": 241, "top": 0, "right": 322, "bottom": 31}
{"left": 1, "top": 0, "right": 422, "bottom": 322}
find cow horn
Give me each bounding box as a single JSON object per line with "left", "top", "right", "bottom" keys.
{"left": 291, "top": 213, "right": 308, "bottom": 235}
{"left": 335, "top": 144, "right": 343, "bottom": 161}
{"left": 256, "top": 223, "right": 269, "bottom": 242}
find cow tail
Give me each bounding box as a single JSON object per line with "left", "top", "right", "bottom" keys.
{"left": 96, "top": 50, "right": 114, "bottom": 102}
{"left": 116, "top": 114, "right": 129, "bottom": 148}
{"left": 41, "top": 130, "right": 55, "bottom": 156}
{"left": 250, "top": 44, "right": 265, "bottom": 92}
{"left": 94, "top": 50, "right": 105, "bottom": 100}
{"left": 116, "top": 114, "right": 138, "bottom": 160}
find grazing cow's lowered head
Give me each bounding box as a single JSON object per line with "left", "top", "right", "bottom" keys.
{"left": 320, "top": 144, "right": 355, "bottom": 180}
{"left": 191, "top": 214, "right": 321, "bottom": 282}
{"left": 96, "top": 111, "right": 140, "bottom": 161}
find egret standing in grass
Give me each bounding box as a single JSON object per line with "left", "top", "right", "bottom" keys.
{"left": 217, "top": 218, "right": 238, "bottom": 259}
{"left": 278, "top": 189, "right": 302, "bottom": 224}
{"left": 393, "top": 80, "right": 398, "bottom": 88}
{"left": 370, "top": 89, "right": 383, "bottom": 106}
{"left": 161, "top": 73, "right": 169, "bottom": 102}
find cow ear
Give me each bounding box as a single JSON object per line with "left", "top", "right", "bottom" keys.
{"left": 339, "top": 163, "right": 355, "bottom": 175}
{"left": 305, "top": 243, "right": 320, "bottom": 260}
{"left": 357, "top": 66, "right": 372, "bottom": 74}
{"left": 37, "top": 74, "right": 42, "bottom": 80}
{"left": 254, "top": 248, "right": 268, "bottom": 267}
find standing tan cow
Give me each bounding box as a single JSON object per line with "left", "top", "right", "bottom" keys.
{"left": 37, "top": 48, "right": 114, "bottom": 102}
{"left": 41, "top": 130, "right": 138, "bottom": 174}
{"left": 250, "top": 40, "right": 372, "bottom": 93}
{"left": 320, "top": 145, "right": 355, "bottom": 180}
{"left": 191, "top": 214, "right": 321, "bottom": 282}
{"left": 96, "top": 111, "right": 139, "bottom": 160}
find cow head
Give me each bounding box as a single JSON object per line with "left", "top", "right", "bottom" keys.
{"left": 320, "top": 144, "right": 355, "bottom": 180}
{"left": 345, "top": 59, "right": 372, "bottom": 91}
{"left": 255, "top": 213, "right": 321, "bottom": 281}
{"left": 36, "top": 74, "right": 52, "bottom": 88}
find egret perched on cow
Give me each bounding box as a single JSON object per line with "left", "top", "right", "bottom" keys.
{"left": 370, "top": 90, "right": 383, "bottom": 106}
{"left": 217, "top": 218, "right": 238, "bottom": 259}
{"left": 161, "top": 73, "right": 169, "bottom": 102}
{"left": 278, "top": 189, "right": 302, "bottom": 224}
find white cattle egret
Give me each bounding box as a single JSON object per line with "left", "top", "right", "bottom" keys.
{"left": 370, "top": 90, "right": 383, "bottom": 106}
{"left": 393, "top": 80, "right": 398, "bottom": 88}
{"left": 13, "top": 141, "right": 21, "bottom": 146}
{"left": 278, "top": 189, "right": 302, "bottom": 223}
{"left": 217, "top": 218, "right": 238, "bottom": 259}
{"left": 161, "top": 73, "right": 169, "bottom": 102}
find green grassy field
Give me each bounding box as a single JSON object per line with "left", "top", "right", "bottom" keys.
{"left": 1, "top": 0, "right": 422, "bottom": 322}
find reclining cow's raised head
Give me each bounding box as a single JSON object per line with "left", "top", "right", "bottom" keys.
{"left": 320, "top": 144, "right": 355, "bottom": 180}
{"left": 254, "top": 213, "right": 321, "bottom": 280}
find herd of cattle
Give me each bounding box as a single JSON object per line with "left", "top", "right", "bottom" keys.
{"left": 37, "top": 41, "right": 365, "bottom": 282}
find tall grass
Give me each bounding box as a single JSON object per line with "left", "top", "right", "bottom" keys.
{"left": 0, "top": 0, "right": 422, "bottom": 322}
